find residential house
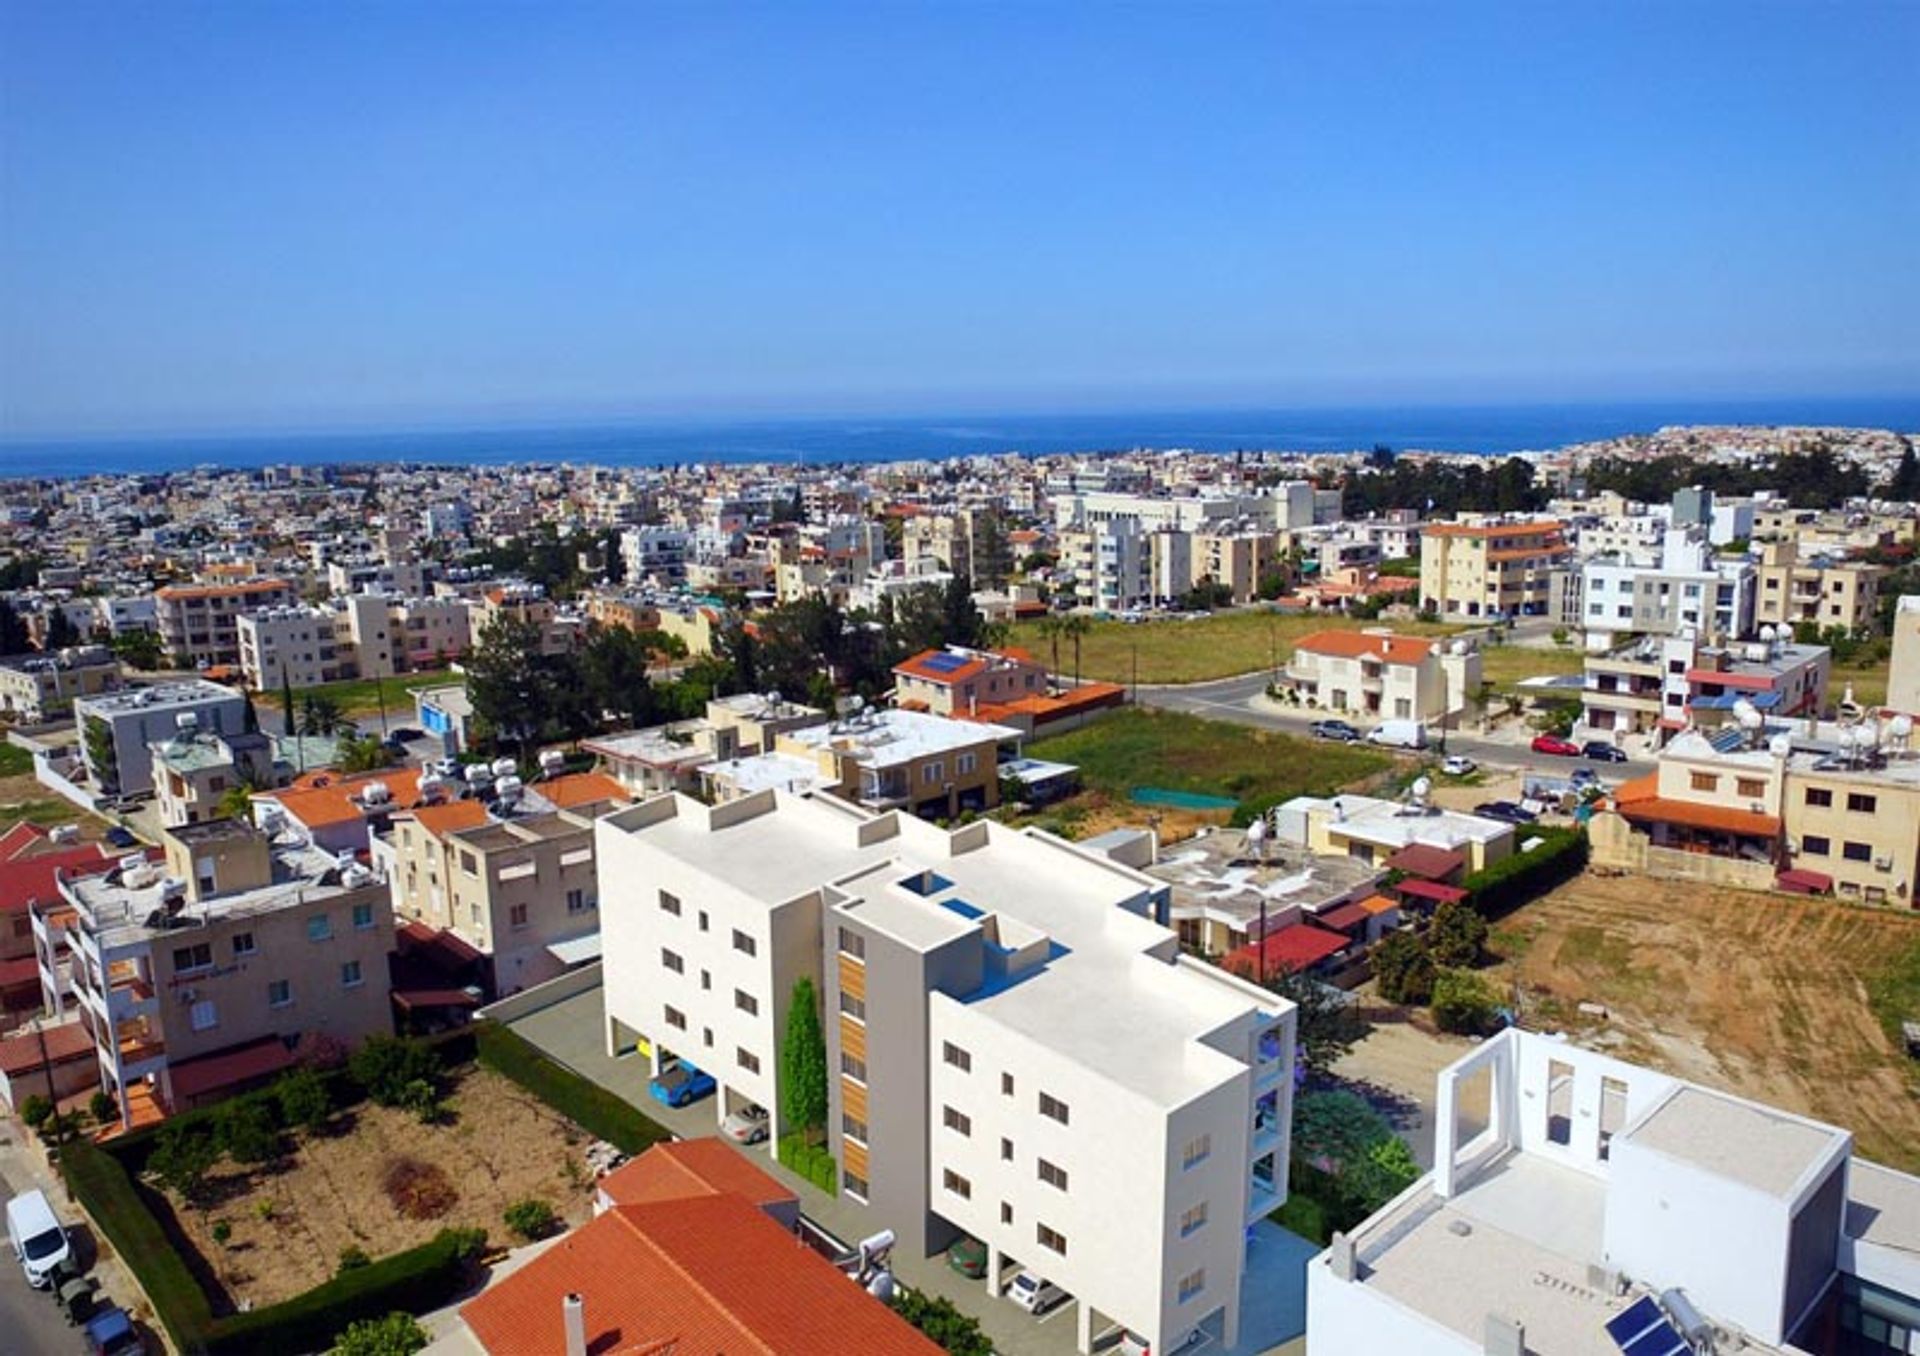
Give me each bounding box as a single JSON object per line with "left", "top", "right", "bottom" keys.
{"left": 1754, "top": 541, "right": 1883, "bottom": 634}
{"left": 1285, "top": 629, "right": 1482, "bottom": 723}
{"left": 0, "top": 646, "right": 123, "bottom": 723}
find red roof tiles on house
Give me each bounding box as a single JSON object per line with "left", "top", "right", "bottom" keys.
{"left": 1293, "top": 629, "right": 1443, "bottom": 666}
{"left": 1222, "top": 923, "right": 1349, "bottom": 978}
{"left": 536, "top": 772, "right": 631, "bottom": 811}
{"left": 597, "top": 1138, "right": 795, "bottom": 1213}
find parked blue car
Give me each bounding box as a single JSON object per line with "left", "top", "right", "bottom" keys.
{"left": 649, "top": 1060, "right": 716, "bottom": 1109}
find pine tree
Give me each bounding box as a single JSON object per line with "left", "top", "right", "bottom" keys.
{"left": 779, "top": 976, "right": 828, "bottom": 1145}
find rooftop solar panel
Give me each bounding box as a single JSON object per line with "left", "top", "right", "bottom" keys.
{"left": 920, "top": 652, "right": 970, "bottom": 673}
{"left": 1605, "top": 1297, "right": 1690, "bottom": 1356}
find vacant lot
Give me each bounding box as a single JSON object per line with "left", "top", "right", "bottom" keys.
{"left": 164, "top": 1065, "right": 594, "bottom": 1309}
{"left": 1006, "top": 611, "right": 1457, "bottom": 685}
{"left": 1478, "top": 644, "right": 1585, "bottom": 693}
{"left": 287, "top": 670, "right": 455, "bottom": 720}
{"left": 1489, "top": 872, "right": 1920, "bottom": 1171}
{"left": 0, "top": 774, "right": 110, "bottom": 837}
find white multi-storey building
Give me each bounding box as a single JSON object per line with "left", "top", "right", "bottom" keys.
{"left": 596, "top": 790, "right": 1295, "bottom": 1356}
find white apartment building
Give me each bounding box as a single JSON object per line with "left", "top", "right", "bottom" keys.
{"left": 1580, "top": 528, "right": 1756, "bottom": 645}
{"left": 74, "top": 681, "right": 251, "bottom": 798}
{"left": 596, "top": 791, "right": 1296, "bottom": 1356}
{"left": 1307, "top": 1027, "right": 1920, "bottom": 1356}
{"left": 1059, "top": 519, "right": 1152, "bottom": 612}
{"left": 239, "top": 596, "right": 472, "bottom": 689}
{"left": 620, "top": 526, "right": 692, "bottom": 585}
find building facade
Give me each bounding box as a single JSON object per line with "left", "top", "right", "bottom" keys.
{"left": 1418, "top": 520, "right": 1571, "bottom": 619}
{"left": 154, "top": 578, "right": 296, "bottom": 667}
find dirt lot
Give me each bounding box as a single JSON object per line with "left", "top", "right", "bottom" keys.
{"left": 1490, "top": 872, "right": 1920, "bottom": 1171}
{"left": 0, "top": 773, "right": 111, "bottom": 838}
{"left": 165, "top": 1065, "right": 596, "bottom": 1309}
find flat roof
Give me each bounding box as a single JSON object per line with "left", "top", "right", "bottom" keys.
{"left": 1848, "top": 1160, "right": 1920, "bottom": 1255}
{"left": 1290, "top": 794, "right": 1513, "bottom": 852}
{"left": 1146, "top": 828, "right": 1379, "bottom": 927}
{"left": 702, "top": 750, "right": 827, "bottom": 796}
{"left": 78, "top": 680, "right": 241, "bottom": 715}
{"left": 781, "top": 707, "right": 1018, "bottom": 769}
{"left": 1623, "top": 1086, "right": 1844, "bottom": 1199}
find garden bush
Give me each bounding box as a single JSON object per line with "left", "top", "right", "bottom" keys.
{"left": 503, "top": 1198, "right": 558, "bottom": 1241}
{"left": 1463, "top": 825, "right": 1589, "bottom": 918}
{"left": 1431, "top": 968, "right": 1502, "bottom": 1035}
{"left": 349, "top": 1037, "right": 443, "bottom": 1108}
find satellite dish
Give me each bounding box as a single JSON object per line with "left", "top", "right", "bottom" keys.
{"left": 1245, "top": 818, "right": 1267, "bottom": 846}
{"left": 1768, "top": 733, "right": 1792, "bottom": 757}
{"left": 766, "top": 690, "right": 782, "bottom": 708}
{"left": 1410, "top": 776, "right": 1433, "bottom": 801}
{"left": 1890, "top": 714, "right": 1914, "bottom": 742}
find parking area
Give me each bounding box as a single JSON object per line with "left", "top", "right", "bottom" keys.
{"left": 501, "top": 982, "right": 1311, "bottom": 1356}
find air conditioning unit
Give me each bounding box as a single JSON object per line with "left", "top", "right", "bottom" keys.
{"left": 1875, "top": 856, "right": 1893, "bottom": 872}
{"left": 177, "top": 988, "right": 197, "bottom": 1004}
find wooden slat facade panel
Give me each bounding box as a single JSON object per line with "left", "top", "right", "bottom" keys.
{"left": 841, "top": 1076, "right": 869, "bottom": 1122}
{"left": 840, "top": 1015, "right": 867, "bottom": 1060}
{"left": 838, "top": 953, "right": 866, "bottom": 1001}
{"left": 842, "top": 1137, "right": 870, "bottom": 1178}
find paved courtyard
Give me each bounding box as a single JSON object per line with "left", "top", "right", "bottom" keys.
{"left": 503, "top": 983, "right": 1312, "bottom": 1356}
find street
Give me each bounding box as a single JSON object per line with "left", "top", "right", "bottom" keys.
{"left": 1134, "top": 668, "right": 1657, "bottom": 781}
{"left": 0, "top": 1160, "right": 88, "bottom": 1356}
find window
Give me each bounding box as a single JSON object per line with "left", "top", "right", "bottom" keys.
{"left": 922, "top": 761, "right": 944, "bottom": 785}
{"left": 701, "top": 970, "right": 711, "bottom": 991}
{"left": 943, "top": 1169, "right": 972, "bottom": 1199}
{"left": 839, "top": 990, "right": 866, "bottom": 1021}
{"left": 698, "top": 910, "right": 709, "bottom": 932}
{"left": 731, "top": 927, "right": 757, "bottom": 956}
{"left": 734, "top": 989, "right": 759, "bottom": 1017}
{"left": 509, "top": 903, "right": 529, "bottom": 929}
{"left": 341, "top": 960, "right": 363, "bottom": 988}
{"left": 844, "top": 1170, "right": 869, "bottom": 1201}
{"left": 738, "top": 1048, "right": 761, "bottom": 1075}
{"left": 659, "top": 890, "right": 681, "bottom": 915}
{"left": 307, "top": 914, "right": 332, "bottom": 942}
{"left": 230, "top": 933, "right": 255, "bottom": 958}
{"left": 661, "top": 948, "right": 684, "bottom": 974}
{"left": 1001, "top": 1137, "right": 1014, "bottom": 1161}
{"left": 664, "top": 1005, "right": 686, "bottom": 1030}
{"left": 1038, "top": 1159, "right": 1068, "bottom": 1191}
{"left": 1689, "top": 772, "right": 1719, "bottom": 793}
{"left": 460, "top": 850, "right": 478, "bottom": 875}
{"left": 842, "top": 1111, "right": 868, "bottom": 1143}
{"left": 1036, "top": 1223, "right": 1066, "bottom": 1256}
{"left": 1805, "top": 788, "right": 1833, "bottom": 808}
{"left": 942, "top": 1105, "right": 971, "bottom": 1136}
{"left": 943, "top": 1042, "right": 972, "bottom": 1072}
{"left": 1180, "top": 1202, "right": 1209, "bottom": 1237}
{"left": 1844, "top": 841, "right": 1873, "bottom": 863}
{"left": 1802, "top": 835, "right": 1830, "bottom": 856}
{"left": 189, "top": 999, "right": 219, "bottom": 1032}
{"left": 1038, "top": 1091, "right": 1069, "bottom": 1125}
{"left": 840, "top": 1051, "right": 867, "bottom": 1081}
{"left": 703, "top": 1027, "right": 714, "bottom": 1048}
{"left": 1001, "top": 1202, "right": 1013, "bottom": 1225}
{"left": 1848, "top": 793, "right": 1878, "bottom": 814}
{"left": 1182, "top": 1134, "right": 1212, "bottom": 1169}
{"left": 1178, "top": 1268, "right": 1206, "bottom": 1303}
{"left": 956, "top": 752, "right": 976, "bottom": 775}
{"left": 352, "top": 902, "right": 375, "bottom": 930}
{"left": 267, "top": 979, "right": 291, "bottom": 1008}
{"left": 566, "top": 888, "right": 589, "bottom": 914}
{"left": 1736, "top": 778, "right": 1766, "bottom": 799}
{"left": 172, "top": 943, "right": 212, "bottom": 973}
{"left": 1001, "top": 1071, "right": 1014, "bottom": 1096}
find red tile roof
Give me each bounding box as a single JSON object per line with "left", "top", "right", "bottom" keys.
{"left": 1222, "top": 923, "right": 1349, "bottom": 978}
{"left": 269, "top": 768, "right": 424, "bottom": 829}
{"left": 461, "top": 1193, "right": 943, "bottom": 1356}
{"left": 1383, "top": 843, "right": 1466, "bottom": 879}
{"left": 597, "top": 1139, "right": 794, "bottom": 1213}
{"left": 537, "top": 772, "right": 631, "bottom": 811}
{"left": 1316, "top": 901, "right": 1375, "bottom": 933}
{"left": 894, "top": 649, "right": 987, "bottom": 685}
{"left": 0, "top": 843, "right": 145, "bottom": 920}
{"left": 0, "top": 823, "right": 49, "bottom": 861}
{"left": 407, "top": 799, "right": 490, "bottom": 839}
{"left": 1395, "top": 877, "right": 1468, "bottom": 905}
{"left": 1617, "top": 794, "right": 1781, "bottom": 838}
{"left": 0, "top": 1019, "right": 94, "bottom": 1074}
{"left": 168, "top": 1035, "right": 299, "bottom": 1101}
{"left": 1294, "top": 629, "right": 1442, "bottom": 666}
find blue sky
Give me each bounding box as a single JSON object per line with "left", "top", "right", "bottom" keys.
{"left": 3, "top": 1, "right": 1916, "bottom": 437}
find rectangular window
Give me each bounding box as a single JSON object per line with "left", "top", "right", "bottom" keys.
{"left": 1180, "top": 1202, "right": 1209, "bottom": 1237}
{"left": 737, "top": 1048, "right": 761, "bottom": 1075}
{"left": 1001, "top": 1072, "right": 1014, "bottom": 1096}
{"left": 698, "top": 911, "right": 709, "bottom": 932}
{"left": 1805, "top": 787, "right": 1833, "bottom": 808}
{"left": 172, "top": 942, "right": 213, "bottom": 973}
{"left": 1848, "top": 793, "right": 1878, "bottom": 814}
{"left": 460, "top": 850, "right": 478, "bottom": 875}
{"left": 839, "top": 990, "right": 866, "bottom": 1021}
{"left": 732, "top": 928, "right": 757, "bottom": 956}
{"left": 943, "top": 1041, "right": 972, "bottom": 1072}
{"left": 1178, "top": 1268, "right": 1206, "bottom": 1303}
{"left": 1001, "top": 1137, "right": 1014, "bottom": 1161}
{"left": 922, "top": 761, "right": 944, "bottom": 785}
{"left": 566, "top": 888, "right": 589, "bottom": 914}
{"left": 1039, "top": 1091, "right": 1069, "bottom": 1125}
{"left": 956, "top": 752, "right": 976, "bottom": 775}
{"left": 1689, "top": 771, "right": 1718, "bottom": 792}
{"left": 352, "top": 902, "right": 375, "bottom": 930}
{"left": 659, "top": 890, "right": 681, "bottom": 915}
{"left": 1037, "top": 1223, "right": 1066, "bottom": 1256}
{"left": 306, "top": 914, "right": 332, "bottom": 942}
{"left": 1802, "top": 835, "right": 1830, "bottom": 856}
{"left": 1038, "top": 1159, "right": 1068, "bottom": 1191}
{"left": 1844, "top": 841, "right": 1873, "bottom": 862}
{"left": 1001, "top": 1201, "right": 1013, "bottom": 1225}
{"left": 844, "top": 1170, "right": 869, "bottom": 1201}
{"left": 943, "top": 1105, "right": 971, "bottom": 1136}
{"left": 840, "top": 1051, "right": 867, "bottom": 1081}
{"left": 838, "top": 927, "right": 865, "bottom": 960}
{"left": 189, "top": 998, "right": 219, "bottom": 1032}
{"left": 340, "top": 960, "right": 363, "bottom": 988}
{"left": 1736, "top": 778, "right": 1766, "bottom": 799}
{"left": 509, "top": 902, "right": 529, "bottom": 929}
{"left": 842, "top": 1112, "right": 868, "bottom": 1143}
{"left": 734, "top": 989, "right": 759, "bottom": 1017}
{"left": 664, "top": 1004, "right": 686, "bottom": 1030}
{"left": 267, "top": 979, "right": 291, "bottom": 1007}
{"left": 1182, "top": 1134, "right": 1212, "bottom": 1169}
{"left": 661, "top": 948, "right": 684, "bottom": 974}
{"left": 230, "top": 933, "right": 255, "bottom": 958}
{"left": 942, "top": 1169, "right": 971, "bottom": 1199}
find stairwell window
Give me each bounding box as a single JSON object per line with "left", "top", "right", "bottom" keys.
{"left": 838, "top": 928, "right": 865, "bottom": 960}
{"left": 1182, "top": 1134, "right": 1212, "bottom": 1169}
{"left": 839, "top": 990, "right": 866, "bottom": 1021}
{"left": 1180, "top": 1202, "right": 1209, "bottom": 1237}
{"left": 1178, "top": 1268, "right": 1206, "bottom": 1303}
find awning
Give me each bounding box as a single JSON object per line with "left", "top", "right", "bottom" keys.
{"left": 1619, "top": 796, "right": 1781, "bottom": 838}
{"left": 1316, "top": 901, "right": 1374, "bottom": 932}
{"left": 1776, "top": 869, "right": 1833, "bottom": 895}
{"left": 1384, "top": 844, "right": 1466, "bottom": 880}
{"left": 168, "top": 1037, "right": 298, "bottom": 1101}
{"left": 546, "top": 931, "right": 604, "bottom": 966}
{"left": 392, "top": 988, "right": 482, "bottom": 1012}
{"left": 398, "top": 920, "right": 485, "bottom": 965}
{"left": 1396, "top": 877, "right": 1468, "bottom": 905}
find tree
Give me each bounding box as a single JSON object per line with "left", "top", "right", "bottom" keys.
{"left": 43, "top": 607, "right": 80, "bottom": 649}
{"left": 149, "top": 1123, "right": 221, "bottom": 1201}
{"left": 1060, "top": 613, "right": 1091, "bottom": 687}
{"left": 780, "top": 976, "right": 828, "bottom": 1144}
{"left": 1431, "top": 968, "right": 1502, "bottom": 1035}
{"left": 1883, "top": 441, "right": 1920, "bottom": 502}
{"left": 889, "top": 1289, "right": 993, "bottom": 1356}
{"left": 1426, "top": 900, "right": 1488, "bottom": 969}
{"left": 110, "top": 628, "right": 165, "bottom": 671}
{"left": 1371, "top": 930, "right": 1435, "bottom": 1006}
{"left": 337, "top": 733, "right": 394, "bottom": 774}
{"left": 503, "top": 1198, "right": 558, "bottom": 1240}
{"left": 331, "top": 1312, "right": 427, "bottom": 1356}
{"left": 300, "top": 692, "right": 346, "bottom": 737}
{"left": 280, "top": 669, "right": 296, "bottom": 734}
{"left": 581, "top": 624, "right": 659, "bottom": 729}
{"left": 1261, "top": 965, "right": 1365, "bottom": 1079}
{"left": 0, "top": 599, "right": 30, "bottom": 654}
{"left": 214, "top": 1100, "right": 282, "bottom": 1165}
{"left": 83, "top": 714, "right": 119, "bottom": 795}
{"left": 349, "top": 1036, "right": 442, "bottom": 1107}
{"left": 466, "top": 616, "right": 555, "bottom": 756}
{"left": 275, "top": 1066, "right": 335, "bottom": 1134}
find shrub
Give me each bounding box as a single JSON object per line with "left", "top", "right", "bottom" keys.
{"left": 1291, "top": 1090, "right": 1418, "bottom": 1218}
{"left": 19, "top": 1094, "right": 52, "bottom": 1129}
{"left": 1463, "top": 825, "right": 1589, "bottom": 919}
{"left": 149, "top": 1123, "right": 221, "bottom": 1201}
{"left": 474, "top": 1023, "right": 670, "bottom": 1154}
{"left": 503, "top": 1198, "right": 557, "bottom": 1241}
{"left": 1431, "top": 968, "right": 1502, "bottom": 1035}
{"left": 331, "top": 1311, "right": 427, "bottom": 1356}
{"left": 381, "top": 1156, "right": 459, "bottom": 1221}
{"left": 90, "top": 1090, "right": 118, "bottom": 1125}
{"left": 61, "top": 1139, "right": 216, "bottom": 1350}
{"left": 1371, "top": 930, "right": 1435, "bottom": 1006}
{"left": 338, "top": 1245, "right": 371, "bottom": 1274}
{"left": 349, "top": 1037, "right": 442, "bottom": 1108}
{"left": 888, "top": 1288, "right": 993, "bottom": 1356}
{"left": 275, "top": 1066, "right": 335, "bottom": 1133}
{"left": 215, "top": 1100, "right": 283, "bottom": 1165}
{"left": 211, "top": 1220, "right": 233, "bottom": 1247}
{"left": 1427, "top": 898, "right": 1488, "bottom": 968}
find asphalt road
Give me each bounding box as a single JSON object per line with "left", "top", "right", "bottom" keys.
{"left": 0, "top": 1161, "right": 88, "bottom": 1356}
{"left": 1135, "top": 669, "right": 1658, "bottom": 781}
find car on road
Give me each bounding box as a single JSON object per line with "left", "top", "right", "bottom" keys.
{"left": 388, "top": 727, "right": 425, "bottom": 742}
{"left": 1530, "top": 734, "right": 1581, "bottom": 757}
{"left": 647, "top": 1060, "right": 716, "bottom": 1109}
{"left": 1005, "top": 1270, "right": 1068, "bottom": 1315}
{"left": 85, "top": 1306, "right": 147, "bottom": 1356}
{"left": 720, "top": 1103, "right": 770, "bottom": 1144}
{"left": 946, "top": 1236, "right": 988, "bottom": 1278}
{"left": 1582, "top": 741, "right": 1629, "bottom": 762}
{"left": 103, "top": 826, "right": 139, "bottom": 849}
{"left": 1441, "top": 755, "right": 1477, "bottom": 777}
{"left": 6, "top": 1188, "right": 70, "bottom": 1289}
{"left": 1366, "top": 719, "right": 1429, "bottom": 750}
{"left": 1310, "top": 719, "right": 1363, "bottom": 742}
{"left": 1474, "top": 800, "right": 1539, "bottom": 824}
{"left": 1570, "top": 767, "right": 1600, "bottom": 789}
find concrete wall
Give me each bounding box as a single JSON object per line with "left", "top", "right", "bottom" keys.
{"left": 475, "top": 961, "right": 603, "bottom": 1024}
{"left": 1306, "top": 1255, "right": 1479, "bottom": 1356}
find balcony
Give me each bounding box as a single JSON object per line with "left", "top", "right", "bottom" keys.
{"left": 115, "top": 1020, "right": 166, "bottom": 1072}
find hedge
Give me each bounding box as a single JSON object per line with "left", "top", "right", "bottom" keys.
{"left": 62, "top": 1139, "right": 214, "bottom": 1351}
{"left": 474, "top": 1020, "right": 671, "bottom": 1154}
{"left": 1462, "top": 824, "right": 1589, "bottom": 919}
{"left": 777, "top": 1132, "right": 838, "bottom": 1195}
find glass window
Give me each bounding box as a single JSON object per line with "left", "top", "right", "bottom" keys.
{"left": 943, "top": 1041, "right": 972, "bottom": 1072}
{"left": 1802, "top": 835, "right": 1830, "bottom": 856}
{"left": 1848, "top": 793, "right": 1878, "bottom": 813}
{"left": 734, "top": 989, "right": 759, "bottom": 1016}
{"left": 189, "top": 999, "right": 218, "bottom": 1032}
{"left": 1039, "top": 1091, "right": 1069, "bottom": 1125}
{"left": 732, "top": 927, "right": 757, "bottom": 955}
{"left": 172, "top": 943, "right": 212, "bottom": 973}
{"left": 1805, "top": 787, "right": 1833, "bottom": 808}
{"left": 942, "top": 1105, "right": 971, "bottom": 1136}
{"left": 843, "top": 1170, "right": 869, "bottom": 1200}
{"left": 1037, "top": 1223, "right": 1066, "bottom": 1256}
{"left": 1689, "top": 772, "right": 1718, "bottom": 792}
{"left": 352, "top": 902, "right": 375, "bottom": 930}
{"left": 664, "top": 1004, "right": 686, "bottom": 1030}
{"left": 737, "top": 1048, "right": 760, "bottom": 1075}
{"left": 661, "top": 948, "right": 684, "bottom": 974}
{"left": 1844, "top": 841, "right": 1873, "bottom": 863}
{"left": 1182, "top": 1134, "right": 1212, "bottom": 1169}
{"left": 1038, "top": 1159, "right": 1068, "bottom": 1191}
{"left": 231, "top": 932, "right": 255, "bottom": 957}
{"left": 842, "top": 1112, "right": 869, "bottom": 1143}
{"left": 1180, "top": 1202, "right": 1209, "bottom": 1237}
{"left": 306, "top": 914, "right": 332, "bottom": 942}
{"left": 942, "top": 1169, "right": 971, "bottom": 1199}
{"left": 1736, "top": 778, "right": 1766, "bottom": 799}
{"left": 659, "top": 890, "right": 681, "bottom": 915}
{"left": 1178, "top": 1268, "right": 1206, "bottom": 1303}
{"left": 340, "top": 960, "right": 363, "bottom": 987}
{"left": 267, "top": 979, "right": 291, "bottom": 1007}
{"left": 839, "top": 990, "right": 866, "bottom": 1020}
{"left": 840, "top": 1051, "right": 867, "bottom": 1081}
{"left": 509, "top": 903, "right": 528, "bottom": 929}
{"left": 838, "top": 927, "right": 865, "bottom": 960}
{"left": 566, "top": 888, "right": 590, "bottom": 914}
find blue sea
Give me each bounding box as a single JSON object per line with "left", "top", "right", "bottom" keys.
{"left": 1, "top": 395, "right": 1915, "bottom": 479}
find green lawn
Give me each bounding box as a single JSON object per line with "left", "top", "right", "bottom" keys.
{"left": 1478, "top": 644, "right": 1586, "bottom": 694}
{"left": 1025, "top": 707, "right": 1389, "bottom": 812}
{"left": 282, "top": 671, "right": 458, "bottom": 719}
{"left": 0, "top": 743, "right": 31, "bottom": 777}
{"left": 1006, "top": 611, "right": 1458, "bottom": 686}
{"left": 1831, "top": 663, "right": 1888, "bottom": 709}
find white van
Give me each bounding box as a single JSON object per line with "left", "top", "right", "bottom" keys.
{"left": 6, "top": 1187, "right": 71, "bottom": 1288}
{"left": 1365, "top": 719, "right": 1428, "bottom": 750}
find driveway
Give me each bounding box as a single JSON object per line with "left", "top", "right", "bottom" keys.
{"left": 0, "top": 1157, "right": 112, "bottom": 1356}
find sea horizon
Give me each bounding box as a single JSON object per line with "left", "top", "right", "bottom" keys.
{"left": 2, "top": 393, "right": 1916, "bottom": 480}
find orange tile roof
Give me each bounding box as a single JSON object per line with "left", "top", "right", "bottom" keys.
{"left": 408, "top": 799, "right": 490, "bottom": 838}
{"left": 894, "top": 648, "right": 987, "bottom": 685}
{"left": 265, "top": 768, "right": 424, "bottom": 829}
{"left": 460, "top": 1193, "right": 943, "bottom": 1356}
{"left": 1617, "top": 794, "right": 1781, "bottom": 838}
{"left": 1357, "top": 893, "right": 1401, "bottom": 916}
{"left": 155, "top": 578, "right": 292, "bottom": 600}
{"left": 598, "top": 1139, "right": 794, "bottom": 1212}
{"left": 1294, "top": 629, "right": 1442, "bottom": 666}
{"left": 536, "top": 771, "right": 631, "bottom": 811}
{"left": 966, "top": 681, "right": 1125, "bottom": 724}
{"left": 1421, "top": 520, "right": 1566, "bottom": 539}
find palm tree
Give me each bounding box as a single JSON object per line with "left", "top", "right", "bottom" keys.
{"left": 1061, "top": 614, "right": 1092, "bottom": 688}
{"left": 1037, "top": 615, "right": 1065, "bottom": 690}
{"left": 299, "top": 692, "right": 345, "bottom": 737}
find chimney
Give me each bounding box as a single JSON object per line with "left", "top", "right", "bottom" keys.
{"left": 563, "top": 1292, "right": 587, "bottom": 1356}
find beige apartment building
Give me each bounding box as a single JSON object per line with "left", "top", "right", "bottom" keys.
{"left": 0, "top": 646, "right": 123, "bottom": 722}
{"left": 38, "top": 818, "right": 395, "bottom": 1127}
{"left": 1753, "top": 541, "right": 1883, "bottom": 634}
{"left": 238, "top": 595, "right": 471, "bottom": 690}
{"left": 1889, "top": 595, "right": 1920, "bottom": 715}
{"left": 1284, "top": 629, "right": 1481, "bottom": 723}
{"left": 1192, "top": 528, "right": 1278, "bottom": 605}
{"left": 1418, "top": 520, "right": 1571, "bottom": 619}
{"left": 155, "top": 577, "right": 297, "bottom": 667}
{"left": 151, "top": 729, "right": 275, "bottom": 828}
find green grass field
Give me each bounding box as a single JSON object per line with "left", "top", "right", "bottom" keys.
{"left": 1025, "top": 707, "right": 1390, "bottom": 809}
{"left": 0, "top": 743, "right": 32, "bottom": 777}
{"left": 1477, "top": 644, "right": 1587, "bottom": 693}
{"left": 1006, "top": 611, "right": 1458, "bottom": 686}
{"left": 283, "top": 671, "right": 458, "bottom": 719}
